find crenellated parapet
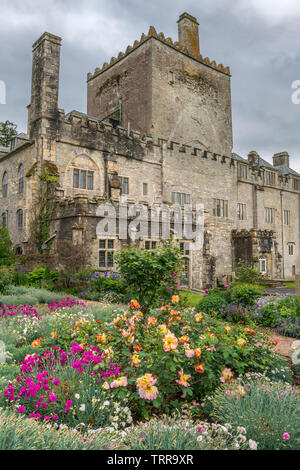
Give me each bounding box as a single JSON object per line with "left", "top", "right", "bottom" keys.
{"left": 87, "top": 24, "right": 231, "bottom": 82}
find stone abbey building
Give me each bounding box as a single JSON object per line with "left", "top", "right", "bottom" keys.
{"left": 1, "top": 12, "right": 300, "bottom": 289}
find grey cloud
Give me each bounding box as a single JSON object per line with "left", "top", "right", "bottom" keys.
{"left": 0, "top": 0, "right": 299, "bottom": 171}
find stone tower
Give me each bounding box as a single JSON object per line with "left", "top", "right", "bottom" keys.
{"left": 87, "top": 13, "right": 233, "bottom": 156}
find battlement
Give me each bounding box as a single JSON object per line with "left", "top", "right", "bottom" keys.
{"left": 87, "top": 21, "right": 231, "bottom": 82}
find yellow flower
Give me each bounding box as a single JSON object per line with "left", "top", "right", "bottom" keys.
{"left": 163, "top": 332, "right": 178, "bottom": 352}
{"left": 51, "top": 332, "right": 57, "bottom": 338}
{"left": 102, "top": 381, "right": 110, "bottom": 390}
{"left": 131, "top": 353, "right": 141, "bottom": 367}
{"left": 195, "top": 313, "right": 203, "bottom": 322}
{"left": 158, "top": 324, "right": 169, "bottom": 335}
{"left": 172, "top": 295, "right": 180, "bottom": 304}
{"left": 111, "top": 376, "right": 128, "bottom": 389}
{"left": 32, "top": 339, "right": 41, "bottom": 348}
{"left": 176, "top": 369, "right": 191, "bottom": 388}
{"left": 225, "top": 326, "right": 231, "bottom": 333}
{"left": 96, "top": 333, "right": 107, "bottom": 344}
{"left": 104, "top": 346, "right": 113, "bottom": 357}
{"left": 237, "top": 338, "right": 246, "bottom": 347}
{"left": 194, "top": 348, "right": 202, "bottom": 359}
{"left": 147, "top": 316, "right": 158, "bottom": 327}
{"left": 179, "top": 335, "right": 189, "bottom": 344}
{"left": 137, "top": 373, "right": 157, "bottom": 389}
{"left": 130, "top": 300, "right": 141, "bottom": 310}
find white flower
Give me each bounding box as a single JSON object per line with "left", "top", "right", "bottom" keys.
{"left": 197, "top": 436, "right": 203, "bottom": 442}
{"left": 237, "top": 426, "right": 246, "bottom": 434}
{"left": 75, "top": 394, "right": 80, "bottom": 400}
{"left": 238, "top": 434, "right": 246, "bottom": 443}
{"left": 79, "top": 404, "right": 86, "bottom": 412}
{"left": 249, "top": 439, "right": 258, "bottom": 450}
{"left": 103, "top": 401, "right": 110, "bottom": 407}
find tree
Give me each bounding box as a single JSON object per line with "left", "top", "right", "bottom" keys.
{"left": 0, "top": 120, "right": 18, "bottom": 147}
{"left": 0, "top": 227, "right": 15, "bottom": 266}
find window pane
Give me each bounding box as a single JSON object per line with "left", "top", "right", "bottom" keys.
{"left": 80, "top": 170, "right": 87, "bottom": 189}
{"left": 217, "top": 200, "right": 220, "bottom": 217}
{"left": 73, "top": 169, "right": 79, "bottom": 188}
{"left": 143, "top": 183, "right": 148, "bottom": 196}
{"left": 87, "top": 171, "right": 93, "bottom": 190}
{"left": 107, "top": 252, "right": 114, "bottom": 267}
{"left": 225, "top": 201, "right": 228, "bottom": 217}
{"left": 145, "top": 241, "right": 150, "bottom": 250}
{"left": 186, "top": 194, "right": 190, "bottom": 204}
{"left": 176, "top": 193, "right": 181, "bottom": 204}
{"left": 123, "top": 177, "right": 129, "bottom": 194}
{"left": 212, "top": 199, "right": 216, "bottom": 216}
{"left": 180, "top": 242, "right": 184, "bottom": 253}
{"left": 99, "top": 251, "right": 106, "bottom": 267}
{"left": 107, "top": 240, "right": 114, "bottom": 249}
{"left": 99, "top": 239, "right": 106, "bottom": 249}
{"left": 152, "top": 241, "right": 157, "bottom": 249}
{"left": 171, "top": 192, "right": 175, "bottom": 203}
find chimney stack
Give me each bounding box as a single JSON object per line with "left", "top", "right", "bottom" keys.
{"left": 177, "top": 12, "right": 200, "bottom": 57}
{"left": 273, "top": 152, "right": 290, "bottom": 168}
{"left": 28, "top": 32, "right": 62, "bottom": 136}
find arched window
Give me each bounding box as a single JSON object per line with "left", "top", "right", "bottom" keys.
{"left": 15, "top": 246, "right": 23, "bottom": 255}
{"left": 2, "top": 171, "right": 8, "bottom": 198}
{"left": 259, "top": 258, "right": 267, "bottom": 275}
{"left": 18, "top": 164, "right": 24, "bottom": 193}
{"left": 17, "top": 209, "right": 23, "bottom": 228}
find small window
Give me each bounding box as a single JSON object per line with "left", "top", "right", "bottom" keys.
{"left": 265, "top": 207, "right": 275, "bottom": 224}
{"left": 265, "top": 171, "right": 277, "bottom": 186}
{"left": 288, "top": 243, "right": 295, "bottom": 256}
{"left": 213, "top": 199, "right": 228, "bottom": 218}
{"left": 99, "top": 239, "right": 115, "bottom": 268}
{"left": 73, "top": 168, "right": 94, "bottom": 190}
{"left": 284, "top": 210, "right": 290, "bottom": 225}
{"left": 293, "top": 178, "right": 300, "bottom": 191}
{"left": 2, "top": 211, "right": 7, "bottom": 228}
{"left": 120, "top": 177, "right": 129, "bottom": 195}
{"left": 237, "top": 203, "right": 246, "bottom": 220}
{"left": 2, "top": 171, "right": 8, "bottom": 198}
{"left": 181, "top": 259, "right": 190, "bottom": 286}
{"left": 18, "top": 164, "right": 24, "bottom": 193}
{"left": 180, "top": 241, "right": 190, "bottom": 256}
{"left": 143, "top": 183, "right": 148, "bottom": 196}
{"left": 237, "top": 163, "right": 247, "bottom": 179}
{"left": 73, "top": 169, "right": 79, "bottom": 188}
{"left": 144, "top": 240, "right": 157, "bottom": 250}
{"left": 171, "top": 192, "right": 190, "bottom": 205}
{"left": 17, "top": 209, "right": 23, "bottom": 228}
{"left": 259, "top": 258, "right": 267, "bottom": 275}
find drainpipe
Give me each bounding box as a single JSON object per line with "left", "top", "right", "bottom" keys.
{"left": 280, "top": 190, "right": 285, "bottom": 279}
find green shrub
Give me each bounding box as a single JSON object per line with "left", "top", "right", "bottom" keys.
{"left": 207, "top": 376, "right": 300, "bottom": 450}
{"left": 195, "top": 292, "right": 228, "bottom": 314}
{"left": 0, "top": 267, "right": 14, "bottom": 294}
{"left": 116, "top": 241, "right": 182, "bottom": 312}
{"left": 229, "top": 283, "right": 263, "bottom": 306}
{"left": 0, "top": 228, "right": 15, "bottom": 266}
{"left": 0, "top": 409, "right": 114, "bottom": 450}
{"left": 235, "top": 263, "right": 264, "bottom": 284}
{"left": 27, "top": 266, "right": 60, "bottom": 287}
{"left": 0, "top": 294, "right": 38, "bottom": 307}
{"left": 12, "top": 270, "right": 28, "bottom": 286}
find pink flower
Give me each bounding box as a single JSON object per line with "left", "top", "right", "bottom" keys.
{"left": 283, "top": 433, "right": 290, "bottom": 441}
{"left": 18, "top": 406, "right": 25, "bottom": 413}
{"left": 226, "top": 390, "right": 231, "bottom": 395}
{"left": 52, "top": 414, "right": 59, "bottom": 421}
{"left": 53, "top": 378, "right": 60, "bottom": 386}
{"left": 49, "top": 392, "right": 56, "bottom": 402}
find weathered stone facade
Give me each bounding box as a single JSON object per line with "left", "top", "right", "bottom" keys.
{"left": 1, "top": 13, "right": 300, "bottom": 289}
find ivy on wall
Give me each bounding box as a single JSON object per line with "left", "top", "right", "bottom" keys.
{"left": 35, "top": 164, "right": 59, "bottom": 253}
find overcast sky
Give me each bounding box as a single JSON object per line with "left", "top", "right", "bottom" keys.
{"left": 0, "top": 0, "right": 300, "bottom": 171}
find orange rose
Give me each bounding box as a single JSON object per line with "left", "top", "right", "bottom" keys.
{"left": 194, "top": 362, "right": 205, "bottom": 374}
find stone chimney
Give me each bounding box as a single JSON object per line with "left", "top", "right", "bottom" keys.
{"left": 248, "top": 151, "right": 260, "bottom": 167}
{"left": 273, "top": 152, "right": 290, "bottom": 168}
{"left": 28, "top": 32, "right": 62, "bottom": 137}
{"left": 177, "top": 12, "right": 200, "bottom": 57}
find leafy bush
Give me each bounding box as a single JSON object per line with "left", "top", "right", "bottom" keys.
{"left": 0, "top": 267, "right": 14, "bottom": 294}
{"left": 229, "top": 283, "right": 263, "bottom": 306}
{"left": 0, "top": 228, "right": 15, "bottom": 267}
{"left": 27, "top": 266, "right": 60, "bottom": 287}
{"left": 116, "top": 241, "right": 182, "bottom": 311}
{"left": 195, "top": 292, "right": 228, "bottom": 314}
{"left": 0, "top": 409, "right": 114, "bottom": 450}
{"left": 235, "top": 263, "right": 265, "bottom": 284}
{"left": 206, "top": 375, "right": 300, "bottom": 450}
{"left": 0, "top": 294, "right": 38, "bottom": 307}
